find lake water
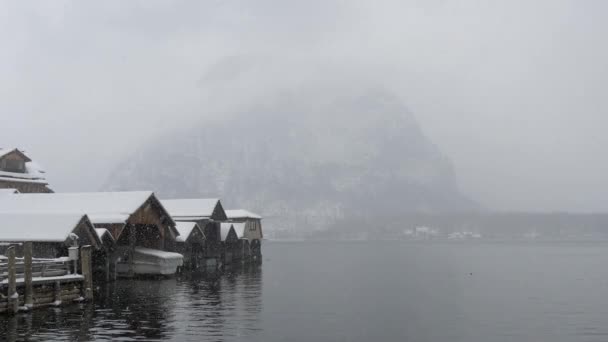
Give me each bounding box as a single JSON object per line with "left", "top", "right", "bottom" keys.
{"left": 3, "top": 241, "right": 608, "bottom": 341}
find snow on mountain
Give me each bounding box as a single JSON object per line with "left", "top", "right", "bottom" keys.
{"left": 103, "top": 87, "right": 477, "bottom": 233}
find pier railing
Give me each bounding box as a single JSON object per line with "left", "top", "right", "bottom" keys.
{"left": 0, "top": 258, "right": 72, "bottom": 283}
{"left": 0, "top": 243, "right": 93, "bottom": 314}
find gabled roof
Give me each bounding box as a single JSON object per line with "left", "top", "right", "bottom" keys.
{"left": 231, "top": 222, "right": 247, "bottom": 239}
{"left": 0, "top": 213, "right": 101, "bottom": 245}
{"left": 225, "top": 209, "right": 262, "bottom": 220}
{"left": 0, "top": 148, "right": 32, "bottom": 162}
{"left": 220, "top": 222, "right": 237, "bottom": 242}
{"left": 0, "top": 190, "right": 151, "bottom": 215}
{"left": 95, "top": 228, "right": 115, "bottom": 243}
{"left": 161, "top": 198, "right": 227, "bottom": 221}
{"left": 0, "top": 191, "right": 160, "bottom": 225}
{"left": 175, "top": 221, "right": 204, "bottom": 243}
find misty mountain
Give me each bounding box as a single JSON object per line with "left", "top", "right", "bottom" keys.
{"left": 103, "top": 87, "right": 477, "bottom": 232}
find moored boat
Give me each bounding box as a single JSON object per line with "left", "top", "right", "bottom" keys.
{"left": 116, "top": 247, "right": 183, "bottom": 276}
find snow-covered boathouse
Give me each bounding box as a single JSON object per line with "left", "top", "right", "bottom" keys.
{"left": 220, "top": 223, "right": 239, "bottom": 265}
{"left": 0, "top": 148, "right": 52, "bottom": 193}
{"left": 167, "top": 221, "right": 206, "bottom": 271}
{"left": 94, "top": 228, "right": 116, "bottom": 282}
{"left": 226, "top": 209, "right": 263, "bottom": 259}
{"left": 231, "top": 222, "right": 251, "bottom": 262}
{"left": 0, "top": 191, "right": 182, "bottom": 277}
{"left": 95, "top": 228, "right": 115, "bottom": 250}
{"left": 161, "top": 198, "right": 227, "bottom": 269}
{"left": 0, "top": 213, "right": 101, "bottom": 259}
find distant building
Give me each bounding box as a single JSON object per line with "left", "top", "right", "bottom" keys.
{"left": 0, "top": 148, "right": 53, "bottom": 193}
{"left": 226, "top": 209, "right": 263, "bottom": 258}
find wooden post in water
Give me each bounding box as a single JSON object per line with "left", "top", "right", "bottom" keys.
{"left": 54, "top": 280, "right": 62, "bottom": 305}
{"left": 24, "top": 241, "right": 33, "bottom": 308}
{"left": 105, "top": 256, "right": 110, "bottom": 283}
{"left": 7, "top": 246, "right": 18, "bottom": 314}
{"left": 81, "top": 245, "right": 93, "bottom": 301}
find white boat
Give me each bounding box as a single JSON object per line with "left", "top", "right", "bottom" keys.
{"left": 116, "top": 247, "right": 184, "bottom": 276}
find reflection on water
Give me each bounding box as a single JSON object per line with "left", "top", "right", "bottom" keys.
{"left": 8, "top": 241, "right": 608, "bottom": 342}
{"left": 0, "top": 264, "right": 263, "bottom": 342}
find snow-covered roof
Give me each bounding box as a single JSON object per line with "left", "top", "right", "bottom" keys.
{"left": 25, "top": 160, "right": 46, "bottom": 178}
{"left": 0, "top": 212, "right": 90, "bottom": 242}
{"left": 161, "top": 198, "right": 221, "bottom": 219}
{"left": 0, "top": 149, "right": 13, "bottom": 159}
{"left": 225, "top": 209, "right": 262, "bottom": 220}
{"left": 0, "top": 192, "right": 154, "bottom": 222}
{"left": 0, "top": 148, "right": 30, "bottom": 161}
{"left": 231, "top": 222, "right": 247, "bottom": 239}
{"left": 0, "top": 174, "right": 48, "bottom": 184}
{"left": 220, "top": 223, "right": 235, "bottom": 241}
{"left": 175, "top": 221, "right": 199, "bottom": 243}
{"left": 95, "top": 228, "right": 115, "bottom": 243}
{"left": 0, "top": 169, "right": 45, "bottom": 181}
{"left": 0, "top": 188, "right": 19, "bottom": 195}
{"left": 88, "top": 213, "right": 130, "bottom": 224}
{"left": 134, "top": 247, "right": 184, "bottom": 261}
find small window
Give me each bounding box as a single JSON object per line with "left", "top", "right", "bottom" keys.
{"left": 1, "top": 159, "right": 25, "bottom": 173}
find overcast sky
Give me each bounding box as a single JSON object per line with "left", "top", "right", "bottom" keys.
{"left": 2, "top": 1, "right": 607, "bottom": 212}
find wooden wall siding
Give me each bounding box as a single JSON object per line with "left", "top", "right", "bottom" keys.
{"left": 99, "top": 234, "right": 115, "bottom": 252}
{"left": 149, "top": 195, "right": 175, "bottom": 234}
{"left": 0, "top": 151, "right": 28, "bottom": 173}
{"left": 0, "top": 180, "right": 52, "bottom": 193}
{"left": 73, "top": 219, "right": 101, "bottom": 250}
{"left": 211, "top": 202, "right": 228, "bottom": 221}
{"left": 113, "top": 196, "right": 176, "bottom": 249}
{"left": 201, "top": 221, "right": 221, "bottom": 243}
{"left": 0, "top": 150, "right": 30, "bottom": 162}
{"left": 116, "top": 224, "right": 163, "bottom": 249}
{"left": 187, "top": 226, "right": 205, "bottom": 244}
{"left": 243, "top": 220, "right": 263, "bottom": 240}
{"left": 225, "top": 230, "right": 238, "bottom": 244}
{"left": 250, "top": 239, "right": 262, "bottom": 257}
{"left": 183, "top": 219, "right": 218, "bottom": 258}
{"left": 170, "top": 242, "right": 204, "bottom": 269}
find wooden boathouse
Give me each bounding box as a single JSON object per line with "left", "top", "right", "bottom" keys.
{"left": 0, "top": 192, "right": 182, "bottom": 278}
{"left": 93, "top": 228, "right": 115, "bottom": 282}
{"left": 0, "top": 213, "right": 102, "bottom": 258}
{"left": 226, "top": 209, "right": 263, "bottom": 259}
{"left": 231, "top": 222, "right": 251, "bottom": 262}
{"left": 161, "top": 198, "right": 228, "bottom": 270}
{"left": 220, "top": 223, "right": 239, "bottom": 265}
{"left": 0, "top": 213, "right": 98, "bottom": 314}
{"left": 168, "top": 221, "right": 206, "bottom": 271}
{"left": 0, "top": 148, "right": 53, "bottom": 193}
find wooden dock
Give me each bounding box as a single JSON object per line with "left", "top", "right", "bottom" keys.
{"left": 0, "top": 243, "right": 93, "bottom": 314}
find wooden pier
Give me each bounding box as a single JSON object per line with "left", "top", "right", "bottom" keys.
{"left": 0, "top": 243, "right": 93, "bottom": 315}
